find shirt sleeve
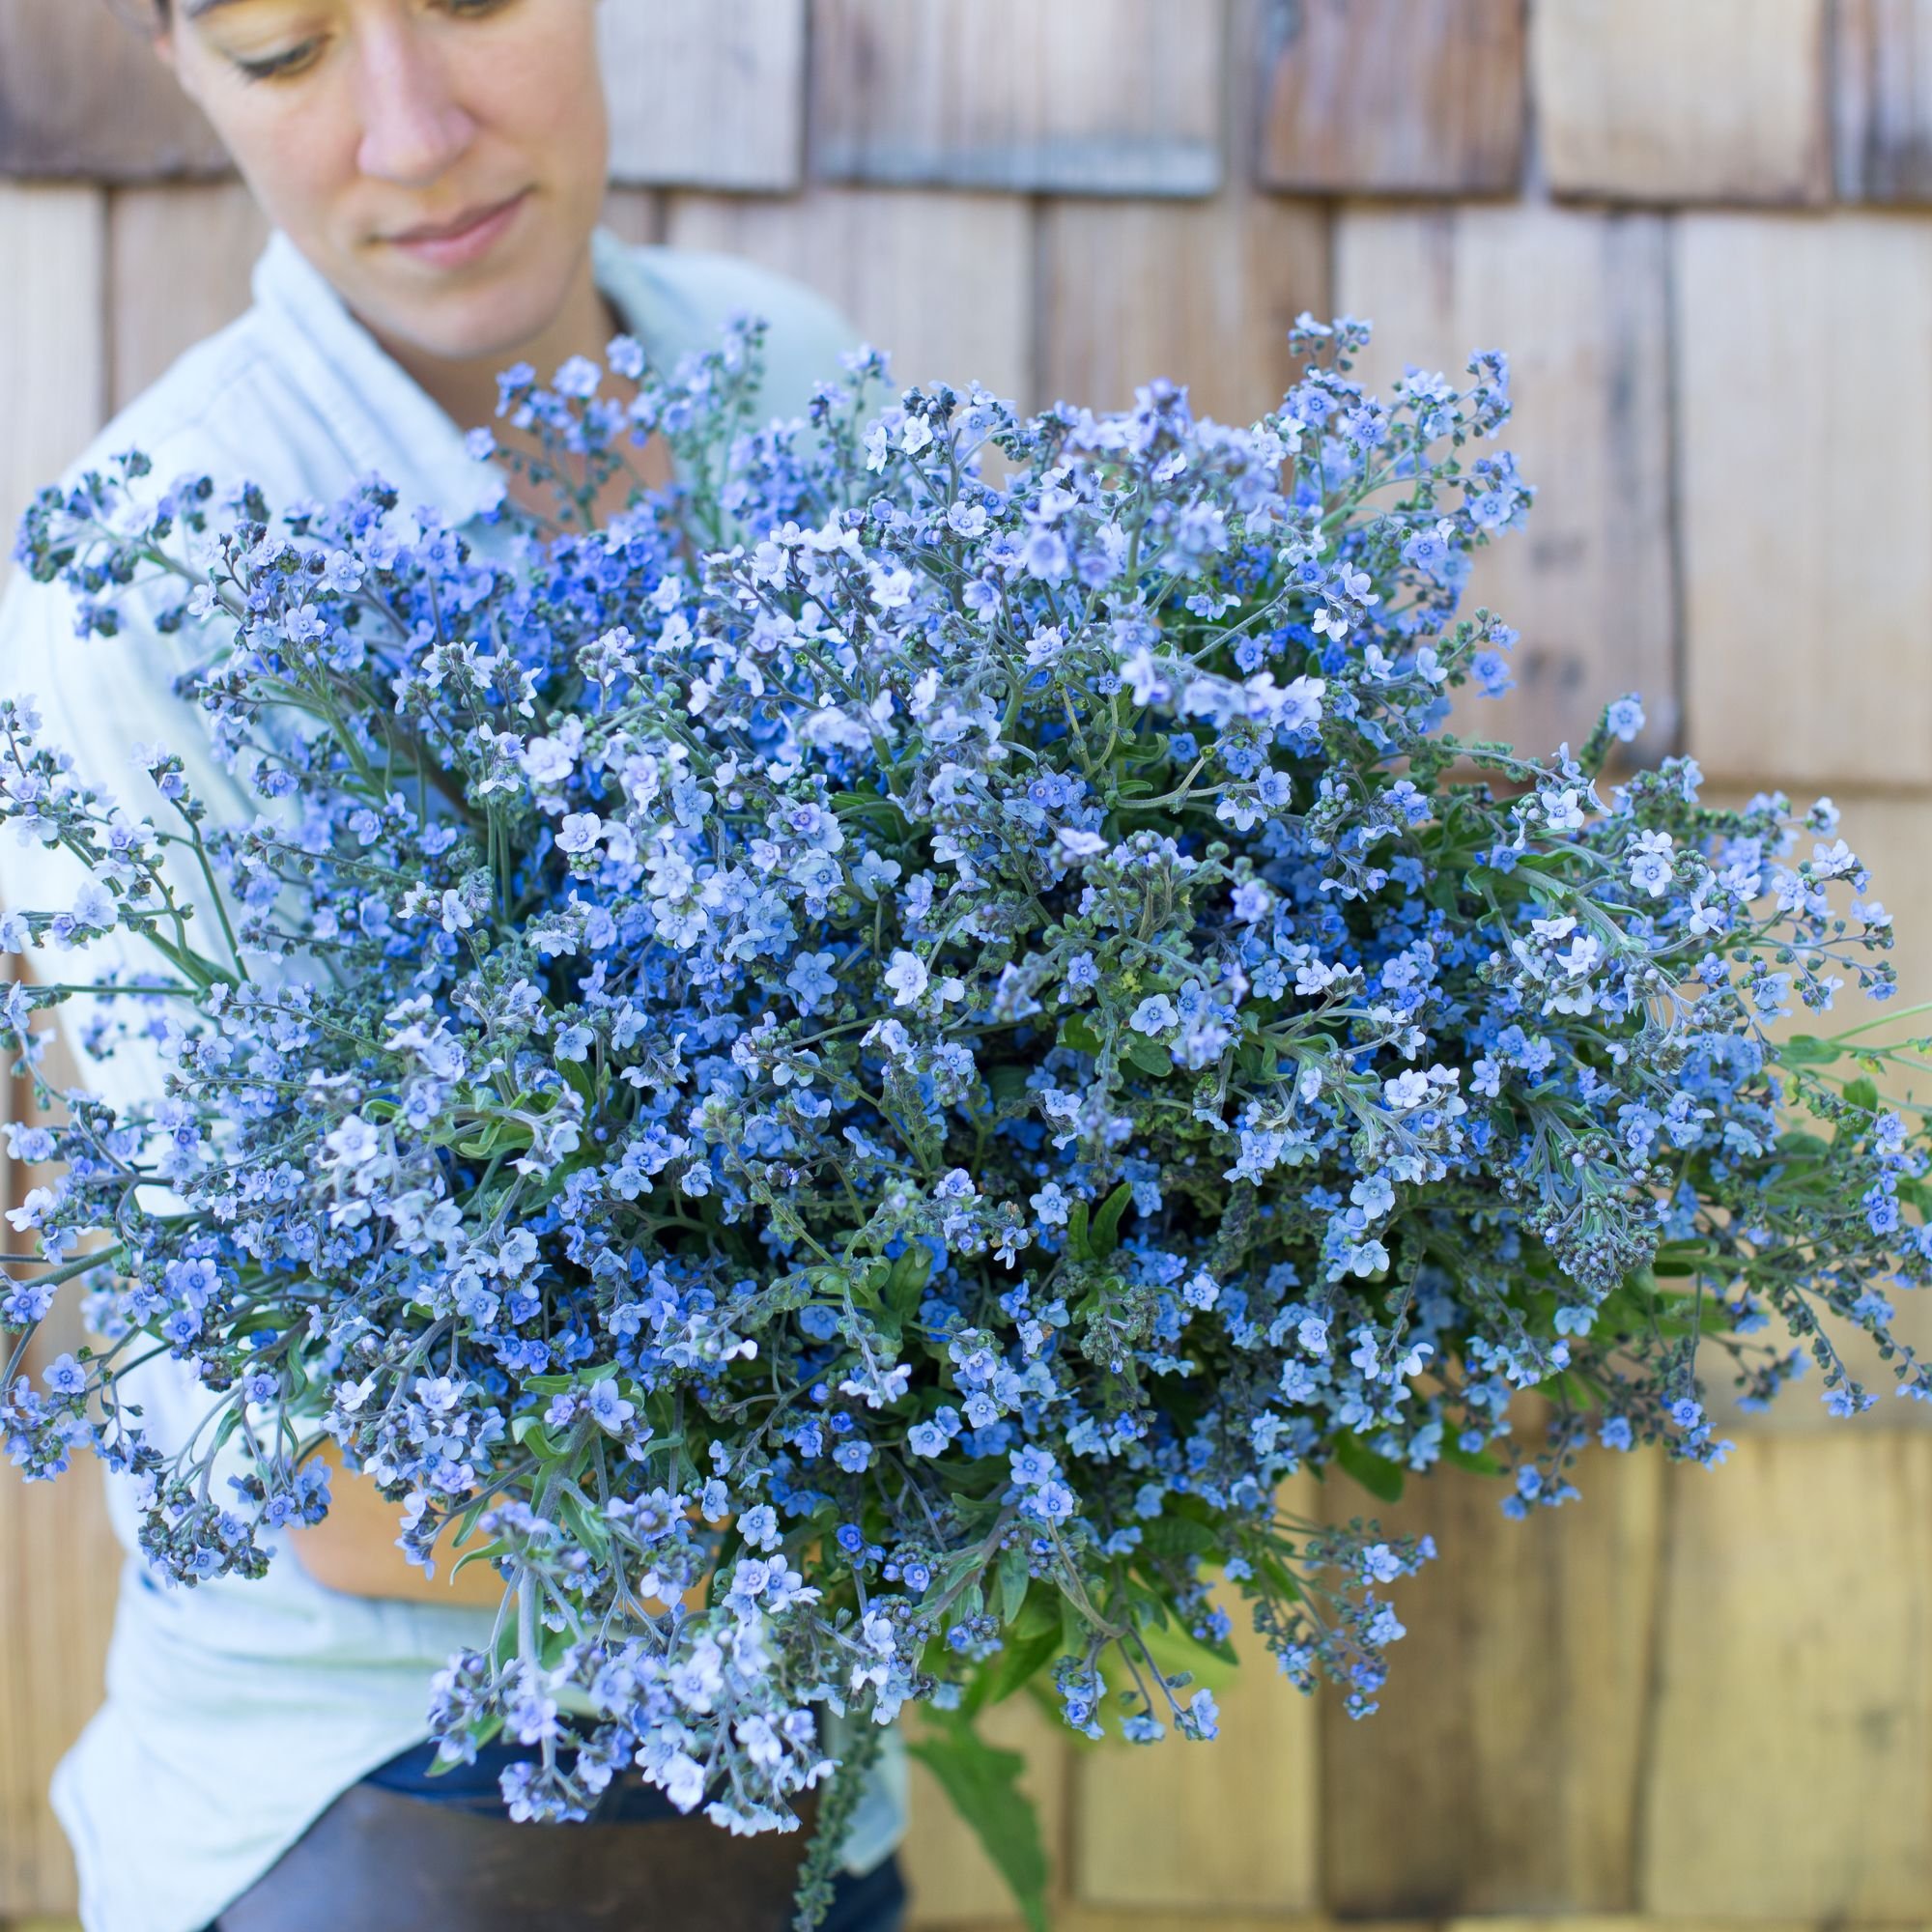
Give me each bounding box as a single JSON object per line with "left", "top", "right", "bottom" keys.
{"left": 605, "top": 236, "right": 868, "bottom": 426}
{"left": 0, "top": 558, "right": 230, "bottom": 1126}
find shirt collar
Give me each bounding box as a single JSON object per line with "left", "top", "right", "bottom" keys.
{"left": 250, "top": 227, "right": 666, "bottom": 529}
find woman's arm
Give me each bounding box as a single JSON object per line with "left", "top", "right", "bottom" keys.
{"left": 286, "top": 1447, "right": 716, "bottom": 1614}
{"left": 285, "top": 1443, "right": 509, "bottom": 1607}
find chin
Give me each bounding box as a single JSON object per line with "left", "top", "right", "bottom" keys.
{"left": 343, "top": 236, "right": 584, "bottom": 372}
{"left": 387, "top": 284, "right": 568, "bottom": 370}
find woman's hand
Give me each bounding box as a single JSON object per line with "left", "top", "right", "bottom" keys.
{"left": 285, "top": 1442, "right": 507, "bottom": 1608}
{"left": 285, "top": 1444, "right": 715, "bottom": 1615}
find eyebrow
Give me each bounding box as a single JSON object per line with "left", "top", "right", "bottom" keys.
{"left": 184, "top": 0, "right": 270, "bottom": 17}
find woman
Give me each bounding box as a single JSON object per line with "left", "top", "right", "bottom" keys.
{"left": 0, "top": 3, "right": 908, "bottom": 1927}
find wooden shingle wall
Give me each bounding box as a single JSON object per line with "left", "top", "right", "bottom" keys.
{"left": 3, "top": 2, "right": 1931, "bottom": 1926}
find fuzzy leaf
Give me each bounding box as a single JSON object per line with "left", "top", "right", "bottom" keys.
{"left": 906, "top": 1712, "right": 1051, "bottom": 1932}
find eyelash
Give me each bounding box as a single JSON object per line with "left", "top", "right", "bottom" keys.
{"left": 235, "top": 0, "right": 514, "bottom": 85}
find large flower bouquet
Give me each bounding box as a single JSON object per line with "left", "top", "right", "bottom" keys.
{"left": 4, "top": 312, "right": 1927, "bottom": 1926}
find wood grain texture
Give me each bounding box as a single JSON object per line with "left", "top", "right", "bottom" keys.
{"left": 0, "top": 185, "right": 114, "bottom": 1928}
{"left": 108, "top": 185, "right": 269, "bottom": 413}
{"left": 1320, "top": 1438, "right": 1664, "bottom": 1916}
{"left": 0, "top": 985, "right": 121, "bottom": 1921}
{"left": 1835, "top": 0, "right": 1932, "bottom": 202}
{"left": 1038, "top": 196, "right": 1327, "bottom": 427}
{"left": 1676, "top": 213, "right": 1932, "bottom": 789}
{"left": 0, "top": 0, "right": 227, "bottom": 180}
{"left": 1071, "top": 1480, "right": 1320, "bottom": 1913}
{"left": 809, "top": 0, "right": 1225, "bottom": 195}
{"left": 1256, "top": 0, "right": 1525, "bottom": 195}
{"left": 599, "top": 0, "right": 806, "bottom": 190}
{"left": 599, "top": 188, "right": 666, "bottom": 250}
{"left": 0, "top": 185, "right": 107, "bottom": 580}
{"left": 1638, "top": 1433, "right": 1932, "bottom": 1918}
{"left": 1335, "top": 202, "right": 1675, "bottom": 764}
{"left": 900, "top": 1697, "right": 1069, "bottom": 1925}
{"left": 1532, "top": 0, "right": 1833, "bottom": 204}
{"left": 1699, "top": 790, "right": 1932, "bottom": 1435}
{"left": 665, "top": 189, "right": 1034, "bottom": 406}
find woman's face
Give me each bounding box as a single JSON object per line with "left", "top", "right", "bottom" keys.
{"left": 161, "top": 0, "right": 610, "bottom": 364}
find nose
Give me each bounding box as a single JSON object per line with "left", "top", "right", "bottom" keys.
{"left": 353, "top": 21, "right": 477, "bottom": 187}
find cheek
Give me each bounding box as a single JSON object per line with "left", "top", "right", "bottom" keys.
{"left": 197, "top": 91, "right": 362, "bottom": 247}
{"left": 467, "top": 15, "right": 609, "bottom": 188}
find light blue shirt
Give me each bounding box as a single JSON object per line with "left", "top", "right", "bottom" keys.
{"left": 0, "top": 226, "right": 905, "bottom": 1932}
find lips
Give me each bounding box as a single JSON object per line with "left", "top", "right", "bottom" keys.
{"left": 384, "top": 188, "right": 530, "bottom": 270}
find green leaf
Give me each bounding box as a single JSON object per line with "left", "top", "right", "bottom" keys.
{"left": 997, "top": 1542, "right": 1032, "bottom": 1626}
{"left": 1065, "top": 1199, "right": 1092, "bottom": 1263}
{"left": 885, "top": 1243, "right": 934, "bottom": 1322}
{"left": 1061, "top": 1011, "right": 1103, "bottom": 1057}
{"left": 1088, "top": 1180, "right": 1135, "bottom": 1260}
{"left": 971, "top": 1601, "right": 1068, "bottom": 1712}
{"left": 1843, "top": 1075, "right": 1881, "bottom": 1113}
{"left": 906, "top": 1713, "right": 1051, "bottom": 1932}
{"left": 1122, "top": 1034, "right": 1173, "bottom": 1079}
{"left": 1779, "top": 1034, "right": 1843, "bottom": 1066}
{"left": 1332, "top": 1432, "right": 1406, "bottom": 1503}
{"left": 1137, "top": 1515, "right": 1222, "bottom": 1561}
{"left": 1438, "top": 1440, "right": 1504, "bottom": 1478}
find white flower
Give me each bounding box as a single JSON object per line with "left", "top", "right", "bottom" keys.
{"left": 884, "top": 950, "right": 929, "bottom": 1007}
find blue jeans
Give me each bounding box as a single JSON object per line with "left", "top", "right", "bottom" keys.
{"left": 211, "top": 1738, "right": 907, "bottom": 1932}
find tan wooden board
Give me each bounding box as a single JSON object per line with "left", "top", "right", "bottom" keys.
{"left": 0, "top": 0, "right": 227, "bottom": 180}
{"left": 1638, "top": 1432, "right": 1932, "bottom": 1918}
{"left": 1318, "top": 1435, "right": 1663, "bottom": 1915}
{"left": 1675, "top": 213, "right": 1932, "bottom": 790}
{"left": 1256, "top": 0, "right": 1525, "bottom": 196}
{"left": 1693, "top": 790, "right": 1932, "bottom": 1435}
{"left": 0, "top": 986, "right": 119, "bottom": 1921}
{"left": 665, "top": 189, "right": 1035, "bottom": 409}
{"left": 1836, "top": 0, "right": 1932, "bottom": 203}
{"left": 0, "top": 185, "right": 107, "bottom": 601}
{"left": 1071, "top": 1478, "right": 1320, "bottom": 1913}
{"left": 599, "top": 0, "right": 806, "bottom": 191}
{"left": 910, "top": 1919, "right": 1409, "bottom": 1932}
{"left": 107, "top": 184, "right": 269, "bottom": 414}
{"left": 1037, "top": 195, "right": 1327, "bottom": 431}
{"left": 1334, "top": 201, "right": 1675, "bottom": 766}
{"left": 599, "top": 187, "right": 666, "bottom": 251}
{"left": 900, "top": 1696, "right": 1070, "bottom": 1925}
{"left": 809, "top": 0, "right": 1224, "bottom": 196}
{"left": 1531, "top": 0, "right": 1833, "bottom": 204}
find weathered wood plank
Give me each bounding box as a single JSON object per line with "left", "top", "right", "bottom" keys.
{"left": 1334, "top": 202, "right": 1675, "bottom": 765}
{"left": 1071, "top": 1479, "right": 1320, "bottom": 1913}
{"left": 1531, "top": 0, "right": 1832, "bottom": 204}
{"left": 1699, "top": 790, "right": 1932, "bottom": 1435}
{"left": 1835, "top": 0, "right": 1932, "bottom": 203}
{"left": 108, "top": 184, "right": 268, "bottom": 413}
{"left": 599, "top": 0, "right": 806, "bottom": 191}
{"left": 0, "top": 0, "right": 227, "bottom": 180}
{"left": 665, "top": 189, "right": 1034, "bottom": 406}
{"left": 809, "top": 0, "right": 1225, "bottom": 196}
{"left": 0, "top": 186, "right": 117, "bottom": 1924}
{"left": 1320, "top": 1435, "right": 1664, "bottom": 1916}
{"left": 1638, "top": 1433, "right": 1932, "bottom": 1918}
{"left": 0, "top": 980, "right": 121, "bottom": 1922}
{"left": 1256, "top": 0, "right": 1525, "bottom": 196}
{"left": 599, "top": 189, "right": 665, "bottom": 251}
{"left": 0, "top": 185, "right": 107, "bottom": 589}
{"left": 1037, "top": 195, "right": 1327, "bottom": 428}
{"left": 900, "top": 1697, "right": 1070, "bottom": 1925}
{"left": 1676, "top": 213, "right": 1932, "bottom": 789}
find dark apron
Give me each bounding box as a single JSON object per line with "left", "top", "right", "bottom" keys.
{"left": 211, "top": 1742, "right": 908, "bottom": 1932}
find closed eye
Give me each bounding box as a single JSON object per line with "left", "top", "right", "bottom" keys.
{"left": 234, "top": 38, "right": 326, "bottom": 83}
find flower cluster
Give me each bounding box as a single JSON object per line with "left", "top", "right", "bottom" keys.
{"left": 3, "top": 310, "right": 1926, "bottom": 1916}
